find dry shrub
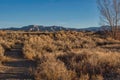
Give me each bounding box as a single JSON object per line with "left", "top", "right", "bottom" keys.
{"left": 0, "top": 45, "right": 4, "bottom": 56}
{"left": 23, "top": 44, "right": 36, "bottom": 60}
{"left": 22, "top": 31, "right": 120, "bottom": 80}
{"left": 0, "top": 45, "right": 4, "bottom": 64}
{"left": 0, "top": 31, "right": 7, "bottom": 36}
{"left": 23, "top": 35, "right": 57, "bottom": 60}
{"left": 57, "top": 50, "right": 120, "bottom": 80}
{"left": 0, "top": 31, "right": 27, "bottom": 63}
{"left": 34, "top": 53, "right": 76, "bottom": 80}
{"left": 23, "top": 31, "right": 100, "bottom": 58}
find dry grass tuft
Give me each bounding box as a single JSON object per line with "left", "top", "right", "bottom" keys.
{"left": 34, "top": 53, "right": 76, "bottom": 80}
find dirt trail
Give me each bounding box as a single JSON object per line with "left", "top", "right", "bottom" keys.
{"left": 0, "top": 43, "right": 35, "bottom": 80}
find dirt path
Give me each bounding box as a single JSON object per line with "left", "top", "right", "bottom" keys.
{"left": 0, "top": 43, "right": 35, "bottom": 80}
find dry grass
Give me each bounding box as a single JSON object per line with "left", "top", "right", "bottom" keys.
{"left": 57, "top": 50, "right": 120, "bottom": 80}
{"left": 21, "top": 31, "right": 120, "bottom": 80}
{"left": 0, "top": 30, "right": 24, "bottom": 63}
{"left": 0, "top": 30, "right": 119, "bottom": 80}
{"left": 33, "top": 49, "right": 120, "bottom": 80}
{"left": 34, "top": 54, "right": 76, "bottom": 80}
{"left": 0, "top": 45, "right": 4, "bottom": 64}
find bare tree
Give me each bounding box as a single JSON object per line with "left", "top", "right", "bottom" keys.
{"left": 97, "top": 0, "right": 120, "bottom": 39}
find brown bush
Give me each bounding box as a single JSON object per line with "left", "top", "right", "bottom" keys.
{"left": 0, "top": 45, "right": 4, "bottom": 64}
{"left": 34, "top": 54, "right": 76, "bottom": 80}
{"left": 57, "top": 50, "right": 120, "bottom": 80}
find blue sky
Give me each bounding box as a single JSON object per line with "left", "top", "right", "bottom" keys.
{"left": 0, "top": 0, "right": 99, "bottom": 28}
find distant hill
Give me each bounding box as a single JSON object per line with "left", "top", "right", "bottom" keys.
{"left": 1, "top": 25, "right": 105, "bottom": 32}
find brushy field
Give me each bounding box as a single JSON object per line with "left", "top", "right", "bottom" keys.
{"left": 23, "top": 31, "right": 120, "bottom": 80}
{"left": 0, "top": 30, "right": 120, "bottom": 80}
{"left": 0, "top": 31, "right": 24, "bottom": 64}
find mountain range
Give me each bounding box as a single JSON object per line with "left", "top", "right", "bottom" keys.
{"left": 1, "top": 25, "right": 104, "bottom": 32}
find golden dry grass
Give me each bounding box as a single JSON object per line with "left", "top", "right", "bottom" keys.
{"left": 0, "top": 30, "right": 120, "bottom": 80}
{"left": 21, "top": 31, "right": 120, "bottom": 80}
{"left": 0, "top": 31, "right": 24, "bottom": 63}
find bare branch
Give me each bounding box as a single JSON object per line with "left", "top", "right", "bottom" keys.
{"left": 97, "top": 0, "right": 120, "bottom": 39}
